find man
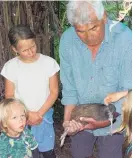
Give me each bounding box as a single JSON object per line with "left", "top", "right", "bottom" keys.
{"left": 59, "top": 1, "right": 132, "bottom": 158}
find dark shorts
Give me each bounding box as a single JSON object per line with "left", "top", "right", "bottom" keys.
{"left": 32, "top": 148, "right": 40, "bottom": 158}
{"left": 40, "top": 149, "right": 56, "bottom": 158}
{"left": 70, "top": 131, "right": 124, "bottom": 158}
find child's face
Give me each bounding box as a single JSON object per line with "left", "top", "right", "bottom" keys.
{"left": 12, "top": 39, "right": 37, "bottom": 63}
{"left": 5, "top": 103, "right": 26, "bottom": 137}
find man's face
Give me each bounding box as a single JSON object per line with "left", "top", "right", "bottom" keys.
{"left": 74, "top": 13, "right": 106, "bottom": 46}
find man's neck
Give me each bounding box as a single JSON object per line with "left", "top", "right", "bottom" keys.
{"left": 88, "top": 44, "right": 101, "bottom": 60}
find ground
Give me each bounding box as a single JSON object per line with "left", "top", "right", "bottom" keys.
{"left": 54, "top": 122, "right": 71, "bottom": 158}
{"left": 54, "top": 121, "right": 97, "bottom": 158}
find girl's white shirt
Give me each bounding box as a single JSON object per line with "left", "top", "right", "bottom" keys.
{"left": 1, "top": 54, "right": 60, "bottom": 111}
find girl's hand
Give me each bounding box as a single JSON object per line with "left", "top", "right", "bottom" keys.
{"left": 104, "top": 93, "right": 116, "bottom": 105}
{"left": 27, "top": 111, "right": 43, "bottom": 126}
{"left": 104, "top": 91, "right": 128, "bottom": 105}
{"left": 63, "top": 120, "right": 83, "bottom": 135}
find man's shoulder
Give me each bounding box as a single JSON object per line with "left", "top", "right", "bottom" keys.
{"left": 61, "top": 26, "right": 75, "bottom": 40}
{"left": 109, "top": 20, "right": 131, "bottom": 39}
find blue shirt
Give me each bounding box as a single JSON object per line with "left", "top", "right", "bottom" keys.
{"left": 59, "top": 19, "right": 132, "bottom": 136}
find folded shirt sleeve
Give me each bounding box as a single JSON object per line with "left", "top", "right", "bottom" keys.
{"left": 1, "top": 61, "right": 16, "bottom": 83}
{"left": 59, "top": 34, "right": 79, "bottom": 106}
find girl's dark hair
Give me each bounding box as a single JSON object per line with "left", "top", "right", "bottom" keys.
{"left": 8, "top": 24, "right": 36, "bottom": 47}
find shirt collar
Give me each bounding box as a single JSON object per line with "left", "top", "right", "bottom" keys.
{"left": 104, "top": 19, "right": 110, "bottom": 43}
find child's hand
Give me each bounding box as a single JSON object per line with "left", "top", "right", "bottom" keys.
{"left": 104, "top": 93, "right": 117, "bottom": 105}
{"left": 27, "top": 111, "right": 43, "bottom": 125}
{"left": 104, "top": 91, "right": 128, "bottom": 105}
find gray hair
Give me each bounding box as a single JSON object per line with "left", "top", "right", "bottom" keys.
{"left": 67, "top": 1, "right": 104, "bottom": 25}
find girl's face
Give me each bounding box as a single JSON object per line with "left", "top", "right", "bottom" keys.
{"left": 5, "top": 103, "right": 26, "bottom": 137}
{"left": 12, "top": 39, "right": 37, "bottom": 63}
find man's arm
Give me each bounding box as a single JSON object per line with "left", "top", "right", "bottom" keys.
{"left": 80, "top": 117, "right": 111, "bottom": 130}
{"left": 59, "top": 33, "right": 83, "bottom": 134}
{"left": 64, "top": 104, "right": 76, "bottom": 122}
{"left": 59, "top": 32, "right": 79, "bottom": 106}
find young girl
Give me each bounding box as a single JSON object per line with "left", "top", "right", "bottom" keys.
{"left": 1, "top": 24, "right": 60, "bottom": 158}
{"left": 118, "top": 91, "right": 132, "bottom": 158}
{"left": 0, "top": 98, "right": 39, "bottom": 158}
{"left": 104, "top": 90, "right": 132, "bottom": 158}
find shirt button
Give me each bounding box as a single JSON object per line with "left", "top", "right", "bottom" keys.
{"left": 91, "top": 77, "right": 93, "bottom": 80}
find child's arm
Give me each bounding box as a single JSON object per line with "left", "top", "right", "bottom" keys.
{"left": 37, "top": 73, "right": 59, "bottom": 117}
{"left": 104, "top": 90, "right": 128, "bottom": 105}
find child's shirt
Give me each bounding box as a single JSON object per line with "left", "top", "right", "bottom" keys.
{"left": 0, "top": 128, "right": 38, "bottom": 158}
{"left": 1, "top": 54, "right": 60, "bottom": 112}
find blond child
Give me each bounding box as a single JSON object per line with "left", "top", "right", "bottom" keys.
{"left": 118, "top": 91, "right": 132, "bottom": 158}
{"left": 104, "top": 90, "right": 132, "bottom": 158}
{"left": 0, "top": 98, "right": 40, "bottom": 158}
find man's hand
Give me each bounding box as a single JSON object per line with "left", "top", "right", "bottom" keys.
{"left": 63, "top": 120, "right": 83, "bottom": 135}
{"left": 80, "top": 117, "right": 111, "bottom": 130}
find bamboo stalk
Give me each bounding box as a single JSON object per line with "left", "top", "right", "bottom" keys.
{"left": 3, "top": 2, "right": 9, "bottom": 30}
{"left": 14, "top": 1, "right": 20, "bottom": 25}
{"left": 25, "top": 1, "right": 34, "bottom": 30}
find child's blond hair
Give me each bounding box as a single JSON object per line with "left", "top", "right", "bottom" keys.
{"left": 0, "top": 98, "right": 28, "bottom": 133}
{"left": 120, "top": 91, "right": 132, "bottom": 140}
{"left": 117, "top": 91, "right": 132, "bottom": 158}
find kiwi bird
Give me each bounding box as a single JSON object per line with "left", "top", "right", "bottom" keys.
{"left": 60, "top": 103, "right": 117, "bottom": 147}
